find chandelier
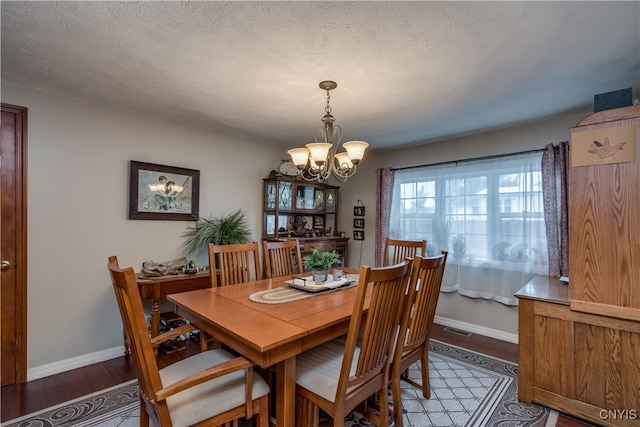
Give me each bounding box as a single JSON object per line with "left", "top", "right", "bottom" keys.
{"left": 287, "top": 81, "right": 368, "bottom": 182}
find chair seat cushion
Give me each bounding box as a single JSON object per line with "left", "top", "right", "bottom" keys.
{"left": 296, "top": 338, "right": 360, "bottom": 402}
{"left": 159, "top": 349, "right": 269, "bottom": 427}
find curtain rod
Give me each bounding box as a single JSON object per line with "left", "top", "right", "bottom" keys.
{"left": 391, "top": 147, "right": 549, "bottom": 172}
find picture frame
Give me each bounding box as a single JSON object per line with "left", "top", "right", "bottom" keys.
{"left": 354, "top": 230, "right": 365, "bottom": 241}
{"left": 129, "top": 160, "right": 200, "bottom": 221}
{"left": 353, "top": 218, "right": 365, "bottom": 229}
{"left": 353, "top": 206, "right": 365, "bottom": 216}
{"left": 313, "top": 216, "right": 324, "bottom": 228}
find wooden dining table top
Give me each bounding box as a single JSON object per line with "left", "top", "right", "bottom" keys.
{"left": 167, "top": 270, "right": 367, "bottom": 368}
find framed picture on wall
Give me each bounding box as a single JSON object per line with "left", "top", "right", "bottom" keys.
{"left": 128, "top": 161, "right": 200, "bottom": 221}
{"left": 353, "top": 206, "right": 365, "bottom": 216}
{"left": 353, "top": 218, "right": 365, "bottom": 229}
{"left": 354, "top": 230, "right": 365, "bottom": 240}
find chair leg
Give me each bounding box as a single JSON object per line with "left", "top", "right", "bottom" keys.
{"left": 421, "top": 349, "right": 431, "bottom": 399}
{"left": 139, "top": 396, "right": 150, "bottom": 427}
{"left": 378, "top": 383, "right": 390, "bottom": 427}
{"left": 391, "top": 371, "right": 403, "bottom": 427}
{"left": 256, "top": 395, "right": 269, "bottom": 427}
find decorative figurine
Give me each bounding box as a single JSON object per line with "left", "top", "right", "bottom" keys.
{"left": 184, "top": 260, "right": 198, "bottom": 275}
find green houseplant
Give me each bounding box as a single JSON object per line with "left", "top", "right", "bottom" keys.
{"left": 182, "top": 209, "right": 252, "bottom": 262}
{"left": 302, "top": 248, "right": 341, "bottom": 281}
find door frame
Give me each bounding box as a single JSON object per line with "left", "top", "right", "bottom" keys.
{"left": 1, "top": 103, "right": 28, "bottom": 383}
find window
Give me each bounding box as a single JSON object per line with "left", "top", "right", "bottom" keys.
{"left": 390, "top": 152, "right": 547, "bottom": 306}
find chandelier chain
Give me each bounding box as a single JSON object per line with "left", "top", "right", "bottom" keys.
{"left": 325, "top": 89, "right": 332, "bottom": 114}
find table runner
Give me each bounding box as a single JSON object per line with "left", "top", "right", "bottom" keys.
{"left": 249, "top": 280, "right": 358, "bottom": 304}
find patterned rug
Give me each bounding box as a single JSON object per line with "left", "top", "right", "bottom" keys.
{"left": 1, "top": 340, "right": 557, "bottom": 427}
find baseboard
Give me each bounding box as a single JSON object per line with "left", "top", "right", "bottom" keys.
{"left": 27, "top": 346, "right": 126, "bottom": 381}
{"left": 434, "top": 315, "right": 518, "bottom": 344}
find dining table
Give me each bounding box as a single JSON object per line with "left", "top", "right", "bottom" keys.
{"left": 167, "top": 269, "right": 366, "bottom": 427}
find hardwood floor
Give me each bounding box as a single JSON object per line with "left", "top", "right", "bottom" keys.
{"left": 1, "top": 324, "right": 596, "bottom": 426}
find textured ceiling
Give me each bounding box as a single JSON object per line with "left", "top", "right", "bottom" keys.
{"left": 1, "top": 1, "right": 639, "bottom": 150}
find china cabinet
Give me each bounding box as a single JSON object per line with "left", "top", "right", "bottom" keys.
{"left": 263, "top": 177, "right": 348, "bottom": 266}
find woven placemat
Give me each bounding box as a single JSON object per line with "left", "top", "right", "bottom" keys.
{"left": 249, "top": 281, "right": 358, "bottom": 304}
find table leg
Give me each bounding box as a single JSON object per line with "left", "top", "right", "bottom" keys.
{"left": 275, "top": 357, "right": 296, "bottom": 427}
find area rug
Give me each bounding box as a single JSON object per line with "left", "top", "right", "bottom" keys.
{"left": 2, "top": 340, "right": 557, "bottom": 427}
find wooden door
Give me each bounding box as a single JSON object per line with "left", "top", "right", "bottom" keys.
{"left": 1, "top": 103, "right": 28, "bottom": 385}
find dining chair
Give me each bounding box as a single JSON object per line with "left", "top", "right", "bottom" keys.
{"left": 208, "top": 241, "right": 262, "bottom": 287}
{"left": 390, "top": 251, "right": 448, "bottom": 427}
{"left": 204, "top": 241, "right": 263, "bottom": 350}
{"left": 383, "top": 237, "right": 427, "bottom": 266}
{"left": 107, "top": 256, "right": 270, "bottom": 427}
{"left": 295, "top": 260, "right": 413, "bottom": 427}
{"left": 263, "top": 239, "right": 303, "bottom": 278}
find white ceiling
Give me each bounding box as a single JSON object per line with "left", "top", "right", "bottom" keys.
{"left": 2, "top": 1, "right": 639, "bottom": 150}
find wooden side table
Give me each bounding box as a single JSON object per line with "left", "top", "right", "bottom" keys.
{"left": 125, "top": 270, "right": 212, "bottom": 354}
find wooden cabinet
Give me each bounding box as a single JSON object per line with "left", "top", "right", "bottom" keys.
{"left": 517, "top": 276, "right": 640, "bottom": 427}
{"left": 263, "top": 177, "right": 348, "bottom": 265}
{"left": 516, "top": 106, "right": 640, "bottom": 426}
{"left": 568, "top": 106, "right": 640, "bottom": 321}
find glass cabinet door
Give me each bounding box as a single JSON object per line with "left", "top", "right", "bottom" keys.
{"left": 296, "top": 185, "right": 325, "bottom": 210}
{"left": 313, "top": 188, "right": 325, "bottom": 210}
{"left": 266, "top": 181, "right": 277, "bottom": 209}
{"left": 265, "top": 214, "right": 289, "bottom": 236}
{"left": 325, "top": 189, "right": 336, "bottom": 213}
{"left": 278, "top": 181, "right": 292, "bottom": 210}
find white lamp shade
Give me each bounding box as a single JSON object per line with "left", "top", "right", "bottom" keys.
{"left": 306, "top": 143, "right": 332, "bottom": 165}
{"left": 288, "top": 148, "right": 310, "bottom": 168}
{"left": 334, "top": 152, "right": 353, "bottom": 170}
{"left": 343, "top": 140, "right": 369, "bottom": 164}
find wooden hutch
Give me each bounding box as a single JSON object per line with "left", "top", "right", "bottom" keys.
{"left": 263, "top": 176, "right": 349, "bottom": 266}
{"left": 516, "top": 105, "right": 640, "bottom": 426}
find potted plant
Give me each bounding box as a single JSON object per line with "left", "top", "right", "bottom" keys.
{"left": 302, "top": 248, "right": 341, "bottom": 282}
{"left": 182, "top": 209, "right": 252, "bottom": 263}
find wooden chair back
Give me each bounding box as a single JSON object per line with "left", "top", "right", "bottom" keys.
{"left": 108, "top": 256, "right": 161, "bottom": 409}
{"left": 337, "top": 260, "right": 412, "bottom": 422}
{"left": 208, "top": 241, "right": 262, "bottom": 287}
{"left": 383, "top": 237, "right": 426, "bottom": 266}
{"left": 263, "top": 239, "right": 303, "bottom": 278}
{"left": 391, "top": 251, "right": 448, "bottom": 427}
{"left": 108, "top": 255, "right": 270, "bottom": 427}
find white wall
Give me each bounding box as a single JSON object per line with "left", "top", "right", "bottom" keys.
{"left": 340, "top": 112, "right": 590, "bottom": 339}
{"left": 2, "top": 83, "right": 284, "bottom": 376}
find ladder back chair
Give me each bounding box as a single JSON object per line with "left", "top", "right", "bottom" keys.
{"left": 391, "top": 252, "right": 448, "bottom": 427}
{"left": 209, "top": 241, "right": 262, "bottom": 287}
{"left": 205, "top": 241, "right": 263, "bottom": 350}
{"left": 107, "top": 256, "right": 269, "bottom": 427}
{"left": 263, "top": 239, "right": 303, "bottom": 279}
{"left": 295, "top": 260, "right": 413, "bottom": 427}
{"left": 383, "top": 238, "right": 427, "bottom": 266}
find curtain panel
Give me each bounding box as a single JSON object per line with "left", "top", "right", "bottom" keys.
{"left": 541, "top": 141, "right": 570, "bottom": 278}
{"left": 375, "top": 168, "right": 395, "bottom": 267}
